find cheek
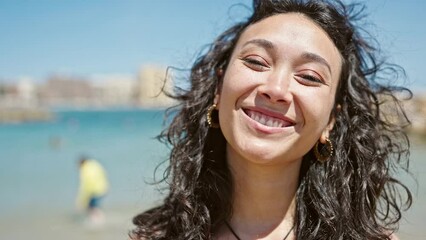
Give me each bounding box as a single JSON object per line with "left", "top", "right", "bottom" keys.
{"left": 297, "top": 89, "right": 334, "bottom": 127}
{"left": 222, "top": 73, "right": 243, "bottom": 93}
{"left": 219, "top": 70, "right": 256, "bottom": 105}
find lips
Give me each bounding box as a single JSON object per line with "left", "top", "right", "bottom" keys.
{"left": 243, "top": 109, "right": 294, "bottom": 128}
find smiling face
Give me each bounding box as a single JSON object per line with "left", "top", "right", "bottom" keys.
{"left": 216, "top": 13, "right": 342, "bottom": 166}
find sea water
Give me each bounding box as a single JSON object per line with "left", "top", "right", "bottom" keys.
{"left": 0, "top": 109, "right": 424, "bottom": 239}
{"left": 0, "top": 109, "right": 169, "bottom": 216}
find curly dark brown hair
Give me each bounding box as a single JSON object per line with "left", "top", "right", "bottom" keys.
{"left": 131, "top": 0, "right": 412, "bottom": 239}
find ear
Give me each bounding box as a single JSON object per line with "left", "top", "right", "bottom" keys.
{"left": 320, "top": 104, "right": 340, "bottom": 144}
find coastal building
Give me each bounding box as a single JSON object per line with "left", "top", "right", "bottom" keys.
{"left": 0, "top": 78, "right": 52, "bottom": 123}
{"left": 136, "top": 65, "right": 174, "bottom": 108}
{"left": 0, "top": 82, "right": 18, "bottom": 108}
{"left": 91, "top": 74, "right": 137, "bottom": 107}
{"left": 405, "top": 95, "right": 426, "bottom": 134}
{"left": 0, "top": 78, "right": 37, "bottom": 108}
{"left": 38, "top": 75, "right": 94, "bottom": 108}
{"left": 16, "top": 78, "right": 37, "bottom": 107}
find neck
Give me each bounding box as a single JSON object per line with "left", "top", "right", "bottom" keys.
{"left": 226, "top": 146, "right": 301, "bottom": 239}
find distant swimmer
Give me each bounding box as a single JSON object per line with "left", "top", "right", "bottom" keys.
{"left": 75, "top": 156, "right": 109, "bottom": 226}
{"left": 48, "top": 135, "right": 63, "bottom": 150}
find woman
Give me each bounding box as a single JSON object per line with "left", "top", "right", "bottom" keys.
{"left": 132, "top": 0, "right": 412, "bottom": 239}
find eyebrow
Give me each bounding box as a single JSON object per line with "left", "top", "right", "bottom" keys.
{"left": 242, "top": 38, "right": 333, "bottom": 75}
{"left": 242, "top": 38, "right": 275, "bottom": 49}
{"left": 300, "top": 52, "right": 332, "bottom": 75}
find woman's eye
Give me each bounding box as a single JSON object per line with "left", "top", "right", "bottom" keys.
{"left": 300, "top": 74, "right": 322, "bottom": 83}
{"left": 295, "top": 72, "right": 326, "bottom": 86}
{"left": 242, "top": 57, "right": 269, "bottom": 71}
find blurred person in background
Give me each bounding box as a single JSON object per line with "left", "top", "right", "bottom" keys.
{"left": 76, "top": 155, "right": 109, "bottom": 226}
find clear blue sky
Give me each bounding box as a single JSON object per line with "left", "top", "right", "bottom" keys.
{"left": 1, "top": 0, "right": 425, "bottom": 89}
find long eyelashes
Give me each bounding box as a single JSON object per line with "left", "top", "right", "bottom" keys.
{"left": 241, "top": 56, "right": 327, "bottom": 85}
{"left": 244, "top": 58, "right": 265, "bottom": 66}
{"left": 241, "top": 56, "right": 269, "bottom": 71}
{"left": 298, "top": 74, "right": 323, "bottom": 84}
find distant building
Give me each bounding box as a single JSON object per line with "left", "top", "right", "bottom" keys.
{"left": 136, "top": 65, "right": 174, "bottom": 108}
{"left": 0, "top": 78, "right": 36, "bottom": 108}
{"left": 0, "top": 82, "right": 19, "bottom": 108}
{"left": 405, "top": 95, "right": 426, "bottom": 134}
{"left": 38, "top": 75, "right": 94, "bottom": 107}
{"left": 91, "top": 74, "right": 137, "bottom": 107}
{"left": 0, "top": 78, "right": 52, "bottom": 123}
{"left": 16, "top": 78, "right": 37, "bottom": 107}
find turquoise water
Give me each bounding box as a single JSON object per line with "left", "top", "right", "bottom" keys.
{"left": 0, "top": 109, "right": 169, "bottom": 217}
{"left": 0, "top": 110, "right": 424, "bottom": 239}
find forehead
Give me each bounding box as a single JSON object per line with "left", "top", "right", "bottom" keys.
{"left": 240, "top": 13, "right": 336, "bottom": 49}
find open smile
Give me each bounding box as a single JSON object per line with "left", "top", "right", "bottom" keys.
{"left": 242, "top": 108, "right": 295, "bottom": 129}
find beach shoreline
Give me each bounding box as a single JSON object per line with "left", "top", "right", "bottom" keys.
{"left": 0, "top": 205, "right": 146, "bottom": 240}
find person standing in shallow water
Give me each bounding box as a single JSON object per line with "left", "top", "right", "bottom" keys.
{"left": 76, "top": 156, "right": 109, "bottom": 226}
{"left": 131, "top": 0, "right": 412, "bottom": 239}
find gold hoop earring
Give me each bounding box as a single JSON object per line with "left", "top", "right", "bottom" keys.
{"left": 207, "top": 104, "right": 219, "bottom": 128}
{"left": 314, "top": 138, "right": 334, "bottom": 163}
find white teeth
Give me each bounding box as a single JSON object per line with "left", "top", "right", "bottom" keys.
{"left": 272, "top": 120, "right": 280, "bottom": 128}
{"left": 260, "top": 116, "right": 266, "bottom": 125}
{"left": 253, "top": 113, "right": 259, "bottom": 122}
{"left": 246, "top": 110, "right": 289, "bottom": 128}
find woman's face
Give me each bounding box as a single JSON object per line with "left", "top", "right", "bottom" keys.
{"left": 217, "top": 13, "right": 342, "bottom": 166}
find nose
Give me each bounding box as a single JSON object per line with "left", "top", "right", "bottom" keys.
{"left": 258, "top": 70, "right": 292, "bottom": 103}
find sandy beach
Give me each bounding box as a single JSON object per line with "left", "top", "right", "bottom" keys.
{"left": 0, "top": 205, "right": 146, "bottom": 240}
